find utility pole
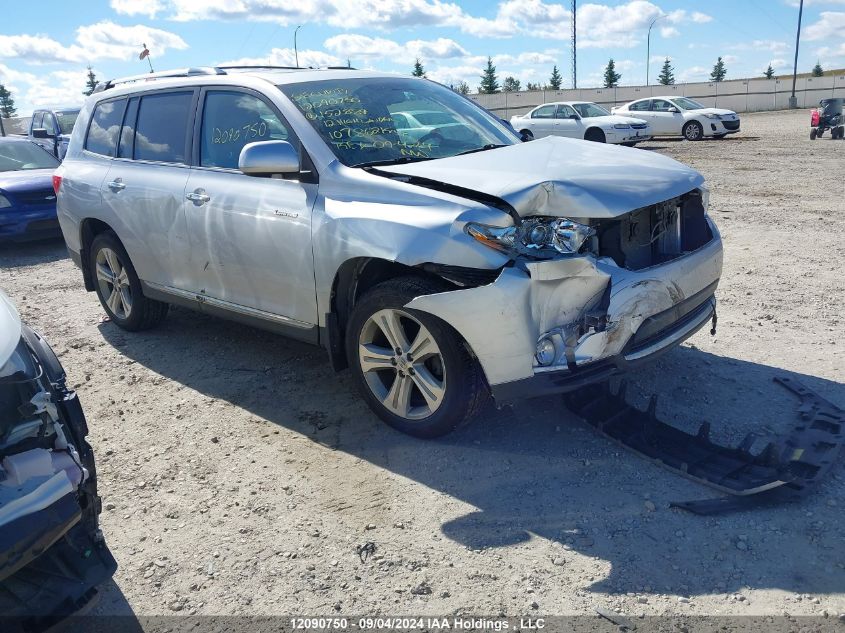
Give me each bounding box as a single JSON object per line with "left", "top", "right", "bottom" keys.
{"left": 646, "top": 15, "right": 666, "bottom": 86}
{"left": 571, "top": 0, "right": 577, "bottom": 89}
{"left": 294, "top": 25, "right": 303, "bottom": 68}
{"left": 789, "top": 0, "right": 803, "bottom": 108}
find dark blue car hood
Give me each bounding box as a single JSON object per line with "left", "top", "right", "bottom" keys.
{"left": 0, "top": 169, "right": 55, "bottom": 194}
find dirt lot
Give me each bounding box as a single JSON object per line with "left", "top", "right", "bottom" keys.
{"left": 1, "top": 108, "right": 844, "bottom": 621}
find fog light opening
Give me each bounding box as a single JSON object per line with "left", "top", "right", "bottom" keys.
{"left": 535, "top": 337, "right": 556, "bottom": 366}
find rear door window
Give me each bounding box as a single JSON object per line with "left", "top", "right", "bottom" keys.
{"left": 85, "top": 99, "right": 127, "bottom": 157}
{"left": 531, "top": 105, "right": 556, "bottom": 119}
{"left": 117, "top": 98, "right": 139, "bottom": 159}
{"left": 629, "top": 100, "right": 651, "bottom": 112}
{"left": 199, "top": 90, "right": 291, "bottom": 170}
{"left": 134, "top": 91, "right": 194, "bottom": 164}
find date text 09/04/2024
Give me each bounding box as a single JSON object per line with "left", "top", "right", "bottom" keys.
{"left": 289, "top": 618, "right": 547, "bottom": 630}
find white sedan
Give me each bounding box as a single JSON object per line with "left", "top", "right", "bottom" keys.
{"left": 612, "top": 96, "right": 740, "bottom": 141}
{"left": 510, "top": 101, "right": 652, "bottom": 146}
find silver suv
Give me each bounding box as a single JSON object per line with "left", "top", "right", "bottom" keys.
{"left": 55, "top": 66, "right": 723, "bottom": 438}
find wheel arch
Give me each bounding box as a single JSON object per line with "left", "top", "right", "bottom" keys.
{"left": 79, "top": 218, "right": 120, "bottom": 292}
{"left": 584, "top": 127, "right": 606, "bottom": 142}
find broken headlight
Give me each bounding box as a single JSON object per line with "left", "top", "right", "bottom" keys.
{"left": 465, "top": 217, "right": 596, "bottom": 259}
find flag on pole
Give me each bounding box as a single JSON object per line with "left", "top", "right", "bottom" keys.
{"left": 139, "top": 44, "right": 150, "bottom": 60}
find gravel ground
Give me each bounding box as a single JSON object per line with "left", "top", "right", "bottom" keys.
{"left": 1, "top": 108, "right": 843, "bottom": 621}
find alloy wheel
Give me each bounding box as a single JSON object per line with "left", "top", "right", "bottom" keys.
{"left": 358, "top": 309, "right": 446, "bottom": 420}
{"left": 95, "top": 247, "right": 132, "bottom": 319}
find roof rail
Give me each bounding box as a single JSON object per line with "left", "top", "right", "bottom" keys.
{"left": 93, "top": 67, "right": 223, "bottom": 93}
{"left": 216, "top": 65, "right": 305, "bottom": 71}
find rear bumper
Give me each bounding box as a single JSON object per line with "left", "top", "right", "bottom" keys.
{"left": 0, "top": 206, "right": 60, "bottom": 241}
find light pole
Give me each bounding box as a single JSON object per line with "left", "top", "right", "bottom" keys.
{"left": 294, "top": 25, "right": 303, "bottom": 68}
{"left": 789, "top": 0, "right": 804, "bottom": 108}
{"left": 646, "top": 15, "right": 666, "bottom": 86}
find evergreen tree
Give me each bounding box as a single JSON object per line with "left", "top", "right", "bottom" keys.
{"left": 454, "top": 81, "right": 470, "bottom": 95}
{"left": 84, "top": 65, "right": 98, "bottom": 96}
{"left": 602, "top": 58, "right": 621, "bottom": 88}
{"left": 548, "top": 65, "right": 562, "bottom": 90}
{"left": 502, "top": 76, "right": 521, "bottom": 92}
{"left": 412, "top": 58, "right": 425, "bottom": 77}
{"left": 0, "top": 84, "right": 16, "bottom": 118}
{"left": 710, "top": 56, "right": 727, "bottom": 82}
{"left": 479, "top": 57, "right": 500, "bottom": 94}
{"left": 525, "top": 82, "right": 541, "bottom": 91}
{"left": 764, "top": 64, "right": 775, "bottom": 79}
{"left": 811, "top": 61, "right": 823, "bottom": 77}
{"left": 657, "top": 57, "right": 675, "bottom": 85}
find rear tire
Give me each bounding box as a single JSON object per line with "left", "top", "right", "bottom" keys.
{"left": 817, "top": 128, "right": 825, "bottom": 138}
{"left": 683, "top": 121, "right": 704, "bottom": 141}
{"left": 810, "top": 128, "right": 817, "bottom": 140}
{"left": 346, "top": 276, "right": 487, "bottom": 438}
{"left": 584, "top": 128, "right": 606, "bottom": 143}
{"left": 520, "top": 129, "right": 534, "bottom": 141}
{"left": 89, "top": 232, "right": 169, "bottom": 331}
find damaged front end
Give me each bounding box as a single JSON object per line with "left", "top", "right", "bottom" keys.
{"left": 405, "top": 188, "right": 722, "bottom": 402}
{"left": 0, "top": 313, "right": 116, "bottom": 629}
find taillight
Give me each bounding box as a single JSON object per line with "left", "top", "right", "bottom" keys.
{"left": 52, "top": 174, "right": 62, "bottom": 195}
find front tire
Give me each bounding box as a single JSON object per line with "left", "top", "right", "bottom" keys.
{"left": 346, "top": 276, "right": 487, "bottom": 438}
{"left": 810, "top": 128, "right": 817, "bottom": 140}
{"left": 683, "top": 120, "right": 704, "bottom": 141}
{"left": 584, "top": 128, "right": 606, "bottom": 143}
{"left": 520, "top": 129, "right": 534, "bottom": 141}
{"left": 89, "top": 232, "right": 169, "bottom": 331}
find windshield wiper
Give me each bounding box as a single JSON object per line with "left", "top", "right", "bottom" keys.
{"left": 453, "top": 144, "right": 508, "bottom": 157}
{"left": 354, "top": 156, "right": 436, "bottom": 169}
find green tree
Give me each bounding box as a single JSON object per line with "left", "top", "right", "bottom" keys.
{"left": 525, "top": 81, "right": 541, "bottom": 91}
{"left": 602, "top": 58, "right": 621, "bottom": 88}
{"left": 811, "top": 61, "right": 823, "bottom": 77}
{"left": 84, "top": 65, "right": 98, "bottom": 96}
{"left": 454, "top": 81, "right": 470, "bottom": 95}
{"left": 502, "top": 76, "right": 521, "bottom": 92}
{"left": 657, "top": 57, "right": 675, "bottom": 85}
{"left": 479, "top": 57, "right": 500, "bottom": 94}
{"left": 548, "top": 65, "right": 562, "bottom": 90}
{"left": 412, "top": 58, "right": 425, "bottom": 77}
{"left": 710, "top": 56, "right": 727, "bottom": 82}
{"left": 764, "top": 64, "right": 775, "bottom": 79}
{"left": 0, "top": 84, "right": 16, "bottom": 118}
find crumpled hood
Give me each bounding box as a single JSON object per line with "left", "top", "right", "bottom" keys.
{"left": 0, "top": 169, "right": 55, "bottom": 195}
{"left": 0, "top": 290, "right": 22, "bottom": 370}
{"left": 380, "top": 136, "right": 704, "bottom": 219}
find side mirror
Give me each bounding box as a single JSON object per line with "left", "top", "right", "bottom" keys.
{"left": 238, "top": 140, "right": 299, "bottom": 176}
{"left": 32, "top": 128, "right": 50, "bottom": 139}
{"left": 569, "top": 114, "right": 580, "bottom": 120}
{"left": 668, "top": 107, "right": 680, "bottom": 113}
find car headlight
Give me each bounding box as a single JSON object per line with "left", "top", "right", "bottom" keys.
{"left": 699, "top": 184, "right": 710, "bottom": 212}
{"left": 613, "top": 123, "right": 631, "bottom": 129}
{"left": 465, "top": 217, "right": 596, "bottom": 259}
{"left": 0, "top": 194, "right": 11, "bottom": 209}
{"left": 703, "top": 113, "right": 722, "bottom": 120}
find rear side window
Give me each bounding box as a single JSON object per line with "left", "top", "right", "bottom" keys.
{"left": 85, "top": 99, "right": 127, "bottom": 156}
{"left": 531, "top": 105, "right": 556, "bottom": 119}
{"left": 629, "top": 100, "right": 651, "bottom": 112}
{"left": 134, "top": 92, "right": 193, "bottom": 163}
{"left": 199, "top": 91, "right": 290, "bottom": 169}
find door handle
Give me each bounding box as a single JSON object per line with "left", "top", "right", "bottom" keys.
{"left": 186, "top": 191, "right": 210, "bottom": 204}
{"left": 107, "top": 179, "right": 125, "bottom": 191}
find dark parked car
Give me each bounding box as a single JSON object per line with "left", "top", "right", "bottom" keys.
{"left": 28, "top": 107, "right": 80, "bottom": 160}
{"left": 0, "top": 290, "right": 116, "bottom": 630}
{"left": 0, "top": 137, "right": 61, "bottom": 241}
{"left": 810, "top": 97, "right": 844, "bottom": 140}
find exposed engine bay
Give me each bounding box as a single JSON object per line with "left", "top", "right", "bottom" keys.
{"left": 0, "top": 327, "right": 116, "bottom": 628}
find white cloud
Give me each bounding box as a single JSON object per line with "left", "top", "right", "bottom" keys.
{"left": 0, "top": 63, "right": 94, "bottom": 111}
{"left": 677, "top": 65, "right": 710, "bottom": 82}
{"left": 323, "top": 34, "right": 469, "bottom": 61}
{"left": 0, "top": 21, "right": 188, "bottom": 65}
{"left": 804, "top": 11, "right": 845, "bottom": 40}
{"left": 660, "top": 26, "right": 680, "bottom": 38}
{"left": 110, "top": 0, "right": 165, "bottom": 18}
{"left": 690, "top": 11, "right": 713, "bottom": 23}
{"left": 220, "top": 48, "right": 344, "bottom": 68}
{"left": 815, "top": 42, "right": 845, "bottom": 58}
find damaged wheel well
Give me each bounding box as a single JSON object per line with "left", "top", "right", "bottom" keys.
{"left": 326, "top": 257, "right": 500, "bottom": 371}
{"left": 79, "top": 218, "right": 117, "bottom": 292}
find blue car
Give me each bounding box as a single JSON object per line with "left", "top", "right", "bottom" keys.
{"left": 0, "top": 137, "right": 61, "bottom": 241}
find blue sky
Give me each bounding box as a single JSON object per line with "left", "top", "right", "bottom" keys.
{"left": 1, "top": 0, "right": 844, "bottom": 112}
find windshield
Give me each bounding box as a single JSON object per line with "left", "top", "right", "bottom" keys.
{"left": 0, "top": 141, "right": 60, "bottom": 172}
{"left": 279, "top": 77, "right": 517, "bottom": 167}
{"left": 572, "top": 103, "right": 611, "bottom": 118}
{"left": 55, "top": 110, "right": 80, "bottom": 134}
{"left": 672, "top": 97, "right": 706, "bottom": 111}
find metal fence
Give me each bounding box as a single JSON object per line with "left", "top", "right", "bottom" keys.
{"left": 471, "top": 74, "right": 845, "bottom": 120}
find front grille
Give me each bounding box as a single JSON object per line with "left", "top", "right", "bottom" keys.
{"left": 630, "top": 123, "right": 648, "bottom": 130}
{"left": 627, "top": 282, "right": 718, "bottom": 352}
{"left": 14, "top": 189, "right": 56, "bottom": 207}
{"left": 722, "top": 120, "right": 740, "bottom": 131}
{"left": 594, "top": 191, "right": 713, "bottom": 271}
